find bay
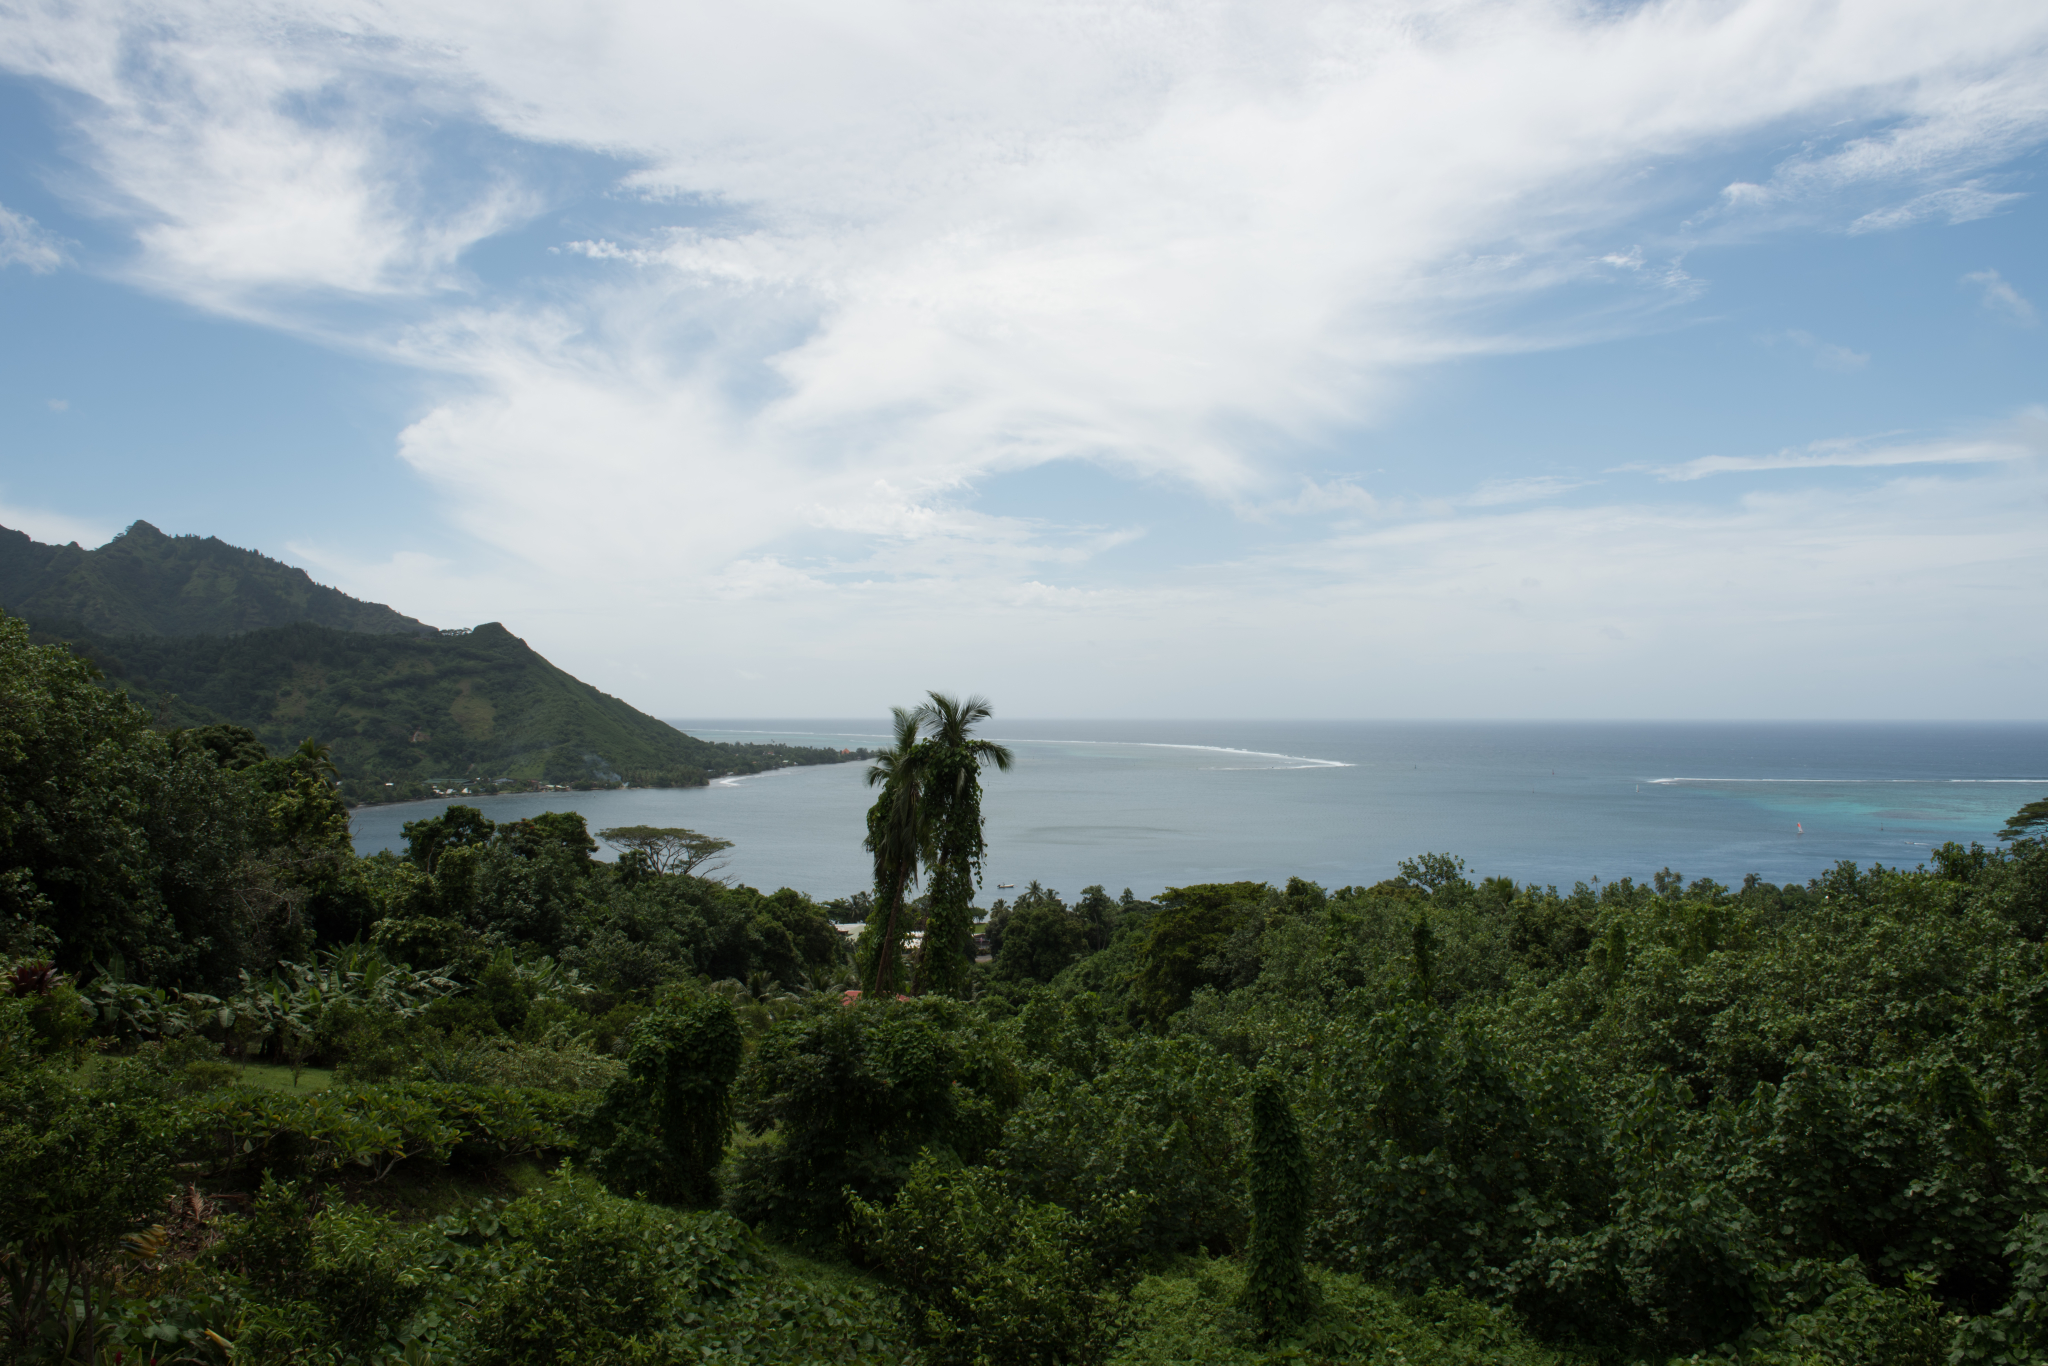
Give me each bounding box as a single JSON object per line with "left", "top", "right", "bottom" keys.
{"left": 349, "top": 720, "right": 2048, "bottom": 900}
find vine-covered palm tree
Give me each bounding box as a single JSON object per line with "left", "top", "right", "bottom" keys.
{"left": 861, "top": 707, "right": 929, "bottom": 995}
{"left": 909, "top": 692, "right": 1012, "bottom": 997}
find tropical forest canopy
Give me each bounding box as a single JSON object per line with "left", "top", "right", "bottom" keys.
{"left": 7, "top": 616, "right": 2048, "bottom": 1363}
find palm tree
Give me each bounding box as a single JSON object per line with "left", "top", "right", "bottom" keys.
{"left": 861, "top": 708, "right": 929, "bottom": 996}
{"left": 909, "top": 693, "right": 1013, "bottom": 997}
{"left": 293, "top": 736, "right": 339, "bottom": 780}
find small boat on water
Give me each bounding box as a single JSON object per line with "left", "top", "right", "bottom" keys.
{"left": 996, "top": 883, "right": 1015, "bottom": 889}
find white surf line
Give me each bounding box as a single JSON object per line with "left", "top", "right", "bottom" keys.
{"left": 986, "top": 737, "right": 1354, "bottom": 769}
{"left": 684, "top": 733, "right": 892, "bottom": 741}
{"left": 684, "top": 728, "right": 1354, "bottom": 768}
{"left": 1648, "top": 777, "right": 2048, "bottom": 784}
{"left": 711, "top": 764, "right": 830, "bottom": 787}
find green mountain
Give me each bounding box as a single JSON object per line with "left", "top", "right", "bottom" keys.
{"left": 0, "top": 519, "right": 434, "bottom": 637}
{"left": 33, "top": 618, "right": 850, "bottom": 798}
{"left": 4, "top": 521, "right": 859, "bottom": 800}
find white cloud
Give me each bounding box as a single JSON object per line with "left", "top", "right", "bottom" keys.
{"left": 0, "top": 496, "right": 113, "bottom": 547}
{"left": 1851, "top": 182, "right": 2026, "bottom": 233}
{"left": 0, "top": 6, "right": 532, "bottom": 313}
{"left": 3, "top": 1, "right": 2047, "bottom": 715}
{"left": 1253, "top": 478, "right": 1383, "bottom": 520}
{"left": 1779, "top": 329, "right": 1870, "bottom": 373}
{"left": 1711, "top": 59, "right": 2047, "bottom": 235}
{"left": 406, "top": 454, "right": 2040, "bottom": 719}
{"left": 1963, "top": 268, "right": 2038, "bottom": 325}
{"left": 278, "top": 544, "right": 478, "bottom": 628}
{"left": 1646, "top": 415, "right": 2045, "bottom": 481}
{"left": 4, "top": 0, "right": 2045, "bottom": 488}
{"left": 1464, "top": 476, "right": 1592, "bottom": 507}
{"left": 0, "top": 203, "right": 64, "bottom": 272}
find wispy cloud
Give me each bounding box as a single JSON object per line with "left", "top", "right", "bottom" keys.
{"left": 1777, "top": 329, "right": 1870, "bottom": 373}
{"left": 0, "top": 202, "right": 63, "bottom": 272}
{"left": 385, "top": 452, "right": 2047, "bottom": 718}
{"left": 1851, "top": 181, "right": 2025, "bottom": 234}
{"left": 1463, "top": 476, "right": 1593, "bottom": 507}
{"left": 3, "top": 0, "right": 2045, "bottom": 508}
{"left": 2, "top": 2, "right": 2046, "bottom": 714}
{"left": 1963, "top": 269, "right": 2038, "bottom": 325}
{"left": 1252, "top": 479, "right": 1383, "bottom": 520}
{"left": 1646, "top": 417, "right": 2044, "bottom": 482}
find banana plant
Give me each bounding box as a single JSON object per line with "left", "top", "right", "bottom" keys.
{"left": 81, "top": 947, "right": 464, "bottom": 1065}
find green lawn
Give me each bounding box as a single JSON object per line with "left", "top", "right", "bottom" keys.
{"left": 233, "top": 1061, "right": 334, "bottom": 1092}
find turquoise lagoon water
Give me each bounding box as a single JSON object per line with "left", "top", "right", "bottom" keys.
{"left": 349, "top": 720, "right": 2048, "bottom": 901}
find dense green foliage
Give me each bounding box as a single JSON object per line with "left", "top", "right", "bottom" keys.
{"left": 0, "top": 615, "right": 362, "bottom": 983}
{"left": 849, "top": 1156, "right": 1138, "bottom": 1365}
{"left": 730, "top": 996, "right": 1018, "bottom": 1242}
{"left": 1113, "top": 1261, "right": 1575, "bottom": 1366}
{"left": 0, "top": 520, "right": 432, "bottom": 639}
{"left": 210, "top": 1167, "right": 908, "bottom": 1365}
{"left": 11, "top": 632, "right": 2048, "bottom": 1364}
{"left": 0, "top": 997, "right": 189, "bottom": 1361}
{"left": 2004, "top": 798, "right": 2048, "bottom": 842}
{"left": 1, "top": 616, "right": 864, "bottom": 1003}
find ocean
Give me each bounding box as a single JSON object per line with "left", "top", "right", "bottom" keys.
{"left": 348, "top": 720, "right": 2048, "bottom": 901}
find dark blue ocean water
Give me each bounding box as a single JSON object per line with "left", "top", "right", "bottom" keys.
{"left": 349, "top": 721, "right": 2048, "bottom": 901}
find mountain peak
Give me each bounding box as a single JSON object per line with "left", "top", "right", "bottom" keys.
{"left": 0, "top": 521, "right": 435, "bottom": 639}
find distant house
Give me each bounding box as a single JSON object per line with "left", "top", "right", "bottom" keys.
{"left": 830, "top": 922, "right": 922, "bottom": 950}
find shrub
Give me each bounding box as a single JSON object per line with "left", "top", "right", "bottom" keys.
{"left": 398, "top": 1026, "right": 623, "bottom": 1092}
{"left": 997, "top": 1034, "right": 1248, "bottom": 1264}
{"left": 1111, "top": 1258, "right": 1574, "bottom": 1365}
{"left": 730, "top": 996, "right": 1019, "bottom": 1240}
{"left": 459, "top": 1177, "right": 770, "bottom": 1364}
{"left": 997, "top": 903, "right": 1089, "bottom": 983}
{"left": 188, "top": 1081, "right": 585, "bottom": 1182}
{"left": 219, "top": 1176, "right": 435, "bottom": 1363}
{"left": 848, "top": 1155, "right": 1140, "bottom": 1366}
{"left": 586, "top": 990, "right": 744, "bottom": 1206}
{"left": 0, "top": 999, "right": 187, "bottom": 1362}
{"left": 1671, "top": 1257, "right": 1945, "bottom": 1365}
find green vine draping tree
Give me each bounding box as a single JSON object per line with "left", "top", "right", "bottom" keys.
{"left": 861, "top": 709, "right": 929, "bottom": 996}
{"left": 1241, "top": 1069, "right": 1315, "bottom": 1336}
{"left": 908, "top": 694, "right": 1012, "bottom": 998}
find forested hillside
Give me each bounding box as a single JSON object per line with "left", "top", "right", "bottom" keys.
{"left": 0, "top": 520, "right": 433, "bottom": 638}
{"left": 29, "top": 614, "right": 850, "bottom": 795}
{"left": 8, "top": 618, "right": 2048, "bottom": 1364}
{"left": 0, "top": 519, "right": 854, "bottom": 796}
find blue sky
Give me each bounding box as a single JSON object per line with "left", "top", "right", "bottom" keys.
{"left": 0, "top": 0, "right": 2043, "bottom": 719}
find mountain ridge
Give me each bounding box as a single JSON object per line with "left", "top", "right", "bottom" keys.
{"left": 0, "top": 520, "right": 434, "bottom": 638}
{"left": 6, "top": 521, "right": 858, "bottom": 802}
